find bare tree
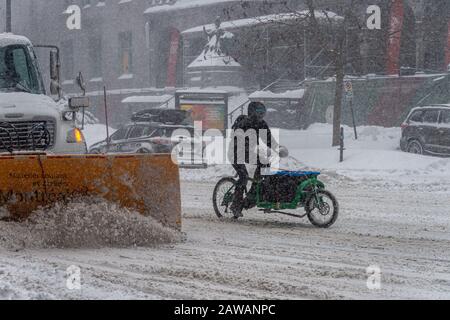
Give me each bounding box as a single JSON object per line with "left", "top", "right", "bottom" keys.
{"left": 227, "top": 1, "right": 403, "bottom": 142}
{"left": 304, "top": 0, "right": 363, "bottom": 146}
{"left": 277, "top": 0, "right": 404, "bottom": 145}
{"left": 248, "top": 0, "right": 365, "bottom": 146}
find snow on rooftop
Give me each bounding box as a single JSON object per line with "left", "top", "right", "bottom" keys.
{"left": 121, "top": 95, "right": 173, "bottom": 104}
{"left": 308, "top": 73, "right": 450, "bottom": 84}
{"left": 177, "top": 85, "right": 247, "bottom": 93}
{"left": 249, "top": 89, "right": 305, "bottom": 101}
{"left": 410, "top": 104, "right": 450, "bottom": 111}
{"left": 0, "top": 33, "right": 32, "bottom": 47}
{"left": 176, "top": 88, "right": 229, "bottom": 94}
{"left": 182, "top": 10, "right": 343, "bottom": 35}
{"left": 144, "top": 0, "right": 243, "bottom": 14}
{"left": 188, "top": 54, "right": 241, "bottom": 69}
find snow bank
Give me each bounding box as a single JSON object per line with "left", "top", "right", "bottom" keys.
{"left": 82, "top": 124, "right": 116, "bottom": 148}
{"left": 283, "top": 123, "right": 450, "bottom": 184}
{"left": 0, "top": 198, "right": 180, "bottom": 250}
{"left": 180, "top": 165, "right": 233, "bottom": 182}
{"left": 181, "top": 123, "right": 450, "bottom": 185}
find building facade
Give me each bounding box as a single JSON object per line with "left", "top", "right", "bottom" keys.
{"left": 16, "top": 0, "right": 298, "bottom": 124}
{"left": 0, "top": 0, "right": 33, "bottom": 34}
{"left": 5, "top": 0, "right": 450, "bottom": 126}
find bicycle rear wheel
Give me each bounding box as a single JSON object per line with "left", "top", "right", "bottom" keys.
{"left": 213, "top": 177, "right": 237, "bottom": 218}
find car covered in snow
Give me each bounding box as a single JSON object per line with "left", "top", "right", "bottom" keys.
{"left": 400, "top": 105, "right": 450, "bottom": 156}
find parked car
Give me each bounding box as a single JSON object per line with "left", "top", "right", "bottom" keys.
{"left": 131, "top": 109, "right": 192, "bottom": 126}
{"left": 89, "top": 123, "right": 176, "bottom": 154}
{"left": 89, "top": 109, "right": 206, "bottom": 167}
{"left": 400, "top": 105, "right": 450, "bottom": 156}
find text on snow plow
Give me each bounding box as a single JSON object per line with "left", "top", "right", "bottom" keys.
{"left": 0, "top": 153, "right": 182, "bottom": 230}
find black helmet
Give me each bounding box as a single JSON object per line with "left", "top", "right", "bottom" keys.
{"left": 248, "top": 102, "right": 266, "bottom": 120}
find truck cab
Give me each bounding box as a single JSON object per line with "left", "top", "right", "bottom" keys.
{"left": 0, "top": 33, "right": 87, "bottom": 154}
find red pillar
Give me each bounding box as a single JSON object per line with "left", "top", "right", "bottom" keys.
{"left": 166, "top": 28, "right": 181, "bottom": 88}
{"left": 386, "top": 0, "right": 404, "bottom": 75}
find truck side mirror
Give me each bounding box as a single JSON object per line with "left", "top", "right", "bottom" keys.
{"left": 49, "top": 51, "right": 61, "bottom": 97}
{"left": 50, "top": 51, "right": 58, "bottom": 81}
{"left": 76, "top": 72, "right": 86, "bottom": 94}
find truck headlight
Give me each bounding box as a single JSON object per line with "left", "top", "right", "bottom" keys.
{"left": 67, "top": 128, "right": 85, "bottom": 143}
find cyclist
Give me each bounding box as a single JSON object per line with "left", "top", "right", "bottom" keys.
{"left": 229, "top": 101, "right": 279, "bottom": 218}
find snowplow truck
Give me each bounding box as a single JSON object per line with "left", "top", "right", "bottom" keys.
{"left": 0, "top": 34, "right": 181, "bottom": 229}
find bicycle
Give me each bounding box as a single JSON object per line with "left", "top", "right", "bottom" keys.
{"left": 213, "top": 169, "right": 339, "bottom": 228}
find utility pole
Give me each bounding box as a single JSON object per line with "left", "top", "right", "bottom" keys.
{"left": 6, "top": 0, "right": 12, "bottom": 32}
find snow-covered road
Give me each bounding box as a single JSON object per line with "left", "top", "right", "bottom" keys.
{"left": 1, "top": 177, "right": 449, "bottom": 300}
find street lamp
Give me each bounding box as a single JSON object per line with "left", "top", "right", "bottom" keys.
{"left": 5, "top": 0, "right": 11, "bottom": 32}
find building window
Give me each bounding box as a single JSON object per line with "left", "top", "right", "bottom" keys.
{"left": 61, "top": 40, "right": 74, "bottom": 80}
{"left": 119, "top": 31, "right": 133, "bottom": 75}
{"left": 89, "top": 37, "right": 102, "bottom": 78}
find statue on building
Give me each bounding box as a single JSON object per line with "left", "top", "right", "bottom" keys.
{"left": 190, "top": 16, "right": 238, "bottom": 67}
{"left": 187, "top": 16, "right": 243, "bottom": 88}
{"left": 202, "top": 17, "right": 225, "bottom": 57}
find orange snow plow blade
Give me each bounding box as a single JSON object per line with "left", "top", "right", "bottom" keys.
{"left": 0, "top": 154, "right": 181, "bottom": 230}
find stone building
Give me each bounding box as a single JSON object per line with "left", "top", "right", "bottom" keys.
{"left": 3, "top": 0, "right": 449, "bottom": 125}
{"left": 11, "top": 0, "right": 298, "bottom": 124}
{"left": 0, "top": 0, "right": 33, "bottom": 34}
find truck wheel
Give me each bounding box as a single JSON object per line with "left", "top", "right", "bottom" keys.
{"left": 137, "top": 148, "right": 153, "bottom": 154}
{"left": 407, "top": 140, "right": 423, "bottom": 155}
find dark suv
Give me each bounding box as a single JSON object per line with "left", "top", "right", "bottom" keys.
{"left": 400, "top": 105, "right": 450, "bottom": 156}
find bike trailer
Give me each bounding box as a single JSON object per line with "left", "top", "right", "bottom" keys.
{"left": 261, "top": 171, "right": 321, "bottom": 203}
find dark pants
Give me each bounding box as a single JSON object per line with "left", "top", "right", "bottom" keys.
{"left": 231, "top": 164, "right": 262, "bottom": 213}
{"left": 231, "top": 164, "right": 248, "bottom": 213}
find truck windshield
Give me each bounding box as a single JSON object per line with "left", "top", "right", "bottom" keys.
{"left": 0, "top": 45, "right": 43, "bottom": 94}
